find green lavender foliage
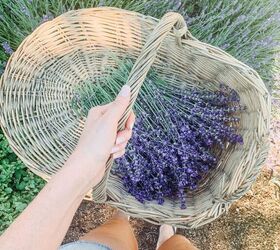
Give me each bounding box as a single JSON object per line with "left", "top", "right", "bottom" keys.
{"left": 72, "top": 57, "right": 188, "bottom": 132}
{"left": 71, "top": 58, "right": 165, "bottom": 118}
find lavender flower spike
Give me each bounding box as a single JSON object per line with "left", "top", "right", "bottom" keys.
{"left": 2, "top": 41, "right": 13, "bottom": 55}
{"left": 41, "top": 13, "right": 54, "bottom": 23}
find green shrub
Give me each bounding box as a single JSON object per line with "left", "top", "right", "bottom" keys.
{"left": 0, "top": 132, "right": 45, "bottom": 234}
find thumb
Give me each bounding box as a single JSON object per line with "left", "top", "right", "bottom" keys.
{"left": 105, "top": 85, "right": 131, "bottom": 123}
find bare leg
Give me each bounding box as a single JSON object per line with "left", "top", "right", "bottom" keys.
{"left": 157, "top": 225, "right": 198, "bottom": 250}
{"left": 80, "top": 210, "right": 137, "bottom": 250}
{"left": 156, "top": 225, "right": 175, "bottom": 249}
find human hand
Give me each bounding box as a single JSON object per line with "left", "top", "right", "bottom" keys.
{"left": 69, "top": 85, "right": 135, "bottom": 186}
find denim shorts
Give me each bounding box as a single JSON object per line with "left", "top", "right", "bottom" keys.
{"left": 60, "top": 240, "right": 111, "bottom": 250}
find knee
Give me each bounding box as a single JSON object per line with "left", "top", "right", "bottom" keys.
{"left": 173, "top": 234, "right": 189, "bottom": 242}
{"left": 172, "top": 235, "right": 197, "bottom": 249}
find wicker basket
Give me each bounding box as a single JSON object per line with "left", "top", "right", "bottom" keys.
{"left": 0, "top": 7, "right": 270, "bottom": 228}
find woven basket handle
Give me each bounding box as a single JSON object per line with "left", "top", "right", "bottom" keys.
{"left": 92, "top": 12, "right": 192, "bottom": 202}
{"left": 120, "top": 12, "right": 193, "bottom": 125}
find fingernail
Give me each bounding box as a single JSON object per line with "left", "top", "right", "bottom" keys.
{"left": 113, "top": 150, "right": 125, "bottom": 159}
{"left": 113, "top": 153, "right": 120, "bottom": 159}
{"left": 116, "top": 136, "right": 126, "bottom": 144}
{"left": 111, "top": 146, "right": 119, "bottom": 154}
{"left": 130, "top": 121, "right": 134, "bottom": 130}
{"left": 118, "top": 85, "right": 130, "bottom": 97}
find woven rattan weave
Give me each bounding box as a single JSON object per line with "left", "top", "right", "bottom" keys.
{"left": 0, "top": 7, "right": 270, "bottom": 228}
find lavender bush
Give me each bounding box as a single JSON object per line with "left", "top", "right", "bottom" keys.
{"left": 1, "top": 0, "right": 279, "bottom": 93}
{"left": 182, "top": 0, "right": 280, "bottom": 92}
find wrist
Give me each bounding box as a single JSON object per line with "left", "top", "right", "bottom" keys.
{"left": 65, "top": 150, "right": 105, "bottom": 187}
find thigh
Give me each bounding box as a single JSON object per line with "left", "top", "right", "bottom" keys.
{"left": 158, "top": 235, "right": 198, "bottom": 250}
{"left": 80, "top": 216, "right": 138, "bottom": 250}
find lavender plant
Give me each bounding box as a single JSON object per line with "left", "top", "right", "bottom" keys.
{"left": 72, "top": 58, "right": 244, "bottom": 208}
{"left": 182, "top": 0, "right": 280, "bottom": 91}
{"left": 0, "top": 0, "right": 278, "bottom": 93}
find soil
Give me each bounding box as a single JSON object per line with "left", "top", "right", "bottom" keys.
{"left": 63, "top": 169, "right": 280, "bottom": 250}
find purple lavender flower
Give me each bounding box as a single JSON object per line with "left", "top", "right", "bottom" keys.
{"left": 236, "top": 15, "right": 247, "bottom": 22}
{"left": 221, "top": 43, "right": 230, "bottom": 50}
{"left": 114, "top": 83, "right": 244, "bottom": 209}
{"left": 98, "top": 0, "right": 106, "bottom": 6}
{"left": 173, "top": 0, "right": 182, "bottom": 10}
{"left": 21, "top": 6, "right": 30, "bottom": 17}
{"left": 0, "top": 61, "right": 6, "bottom": 75}
{"left": 2, "top": 41, "right": 13, "bottom": 55}
{"left": 41, "top": 13, "right": 54, "bottom": 23}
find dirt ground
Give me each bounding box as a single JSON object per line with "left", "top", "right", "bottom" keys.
{"left": 63, "top": 169, "right": 280, "bottom": 250}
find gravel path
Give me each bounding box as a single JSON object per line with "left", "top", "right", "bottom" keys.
{"left": 63, "top": 170, "right": 280, "bottom": 250}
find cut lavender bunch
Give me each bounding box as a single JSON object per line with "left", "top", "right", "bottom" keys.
{"left": 71, "top": 57, "right": 244, "bottom": 209}
{"left": 114, "top": 83, "right": 243, "bottom": 209}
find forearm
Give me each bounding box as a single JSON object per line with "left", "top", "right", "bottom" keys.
{"left": 0, "top": 153, "right": 97, "bottom": 250}
{"left": 0, "top": 86, "right": 132, "bottom": 250}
